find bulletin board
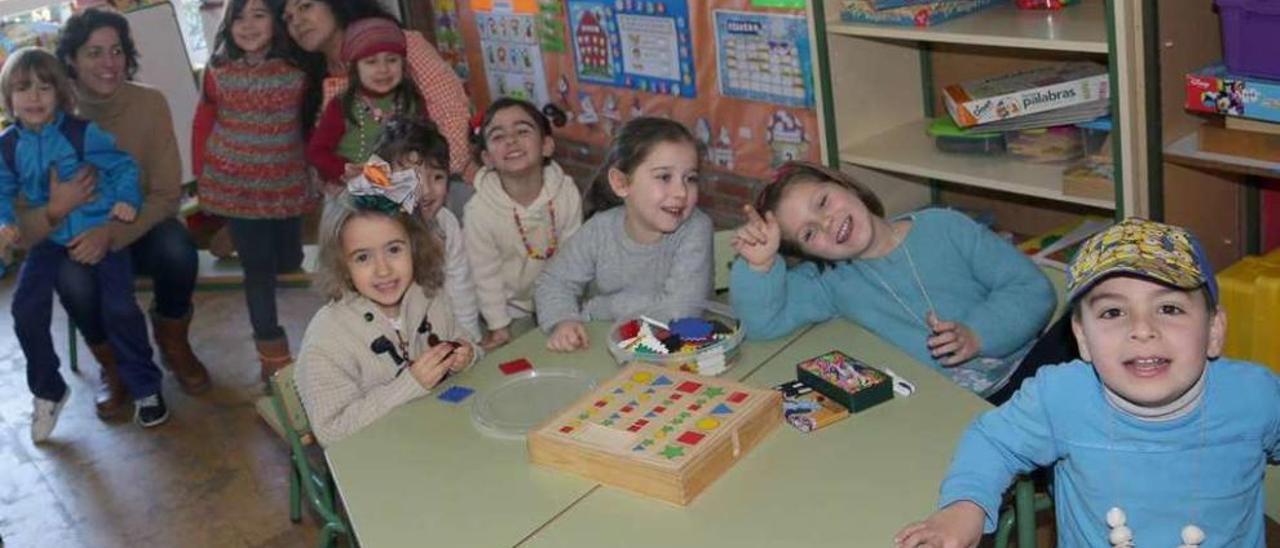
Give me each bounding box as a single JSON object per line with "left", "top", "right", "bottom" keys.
{"left": 440, "top": 0, "right": 821, "bottom": 181}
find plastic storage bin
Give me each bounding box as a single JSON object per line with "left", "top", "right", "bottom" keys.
{"left": 607, "top": 301, "right": 743, "bottom": 376}
{"left": 1217, "top": 250, "right": 1280, "bottom": 373}
{"left": 1217, "top": 0, "right": 1280, "bottom": 80}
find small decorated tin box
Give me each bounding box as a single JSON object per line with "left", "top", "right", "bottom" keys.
{"left": 796, "top": 351, "right": 894, "bottom": 413}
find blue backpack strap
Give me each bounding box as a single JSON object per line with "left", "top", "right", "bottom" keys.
{"left": 0, "top": 126, "right": 19, "bottom": 175}
{"left": 59, "top": 115, "right": 89, "bottom": 163}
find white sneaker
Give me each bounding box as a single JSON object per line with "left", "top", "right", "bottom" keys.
{"left": 31, "top": 390, "right": 70, "bottom": 443}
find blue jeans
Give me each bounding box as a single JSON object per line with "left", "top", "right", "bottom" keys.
{"left": 227, "top": 217, "right": 303, "bottom": 340}
{"left": 57, "top": 218, "right": 197, "bottom": 344}
{"left": 13, "top": 241, "right": 162, "bottom": 401}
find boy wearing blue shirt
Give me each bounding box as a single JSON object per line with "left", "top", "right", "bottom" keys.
{"left": 896, "top": 218, "right": 1280, "bottom": 548}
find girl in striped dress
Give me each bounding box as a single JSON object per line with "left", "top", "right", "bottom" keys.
{"left": 192, "top": 0, "right": 315, "bottom": 383}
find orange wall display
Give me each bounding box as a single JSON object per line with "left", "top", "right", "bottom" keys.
{"left": 443, "top": 0, "right": 821, "bottom": 181}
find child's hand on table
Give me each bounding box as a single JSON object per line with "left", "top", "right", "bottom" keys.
{"left": 894, "top": 500, "right": 984, "bottom": 548}
{"left": 480, "top": 326, "right": 511, "bottom": 351}
{"left": 926, "top": 312, "right": 981, "bottom": 367}
{"left": 546, "top": 320, "right": 589, "bottom": 352}
{"left": 731, "top": 204, "right": 780, "bottom": 272}
{"left": 409, "top": 342, "right": 459, "bottom": 389}
{"left": 447, "top": 341, "right": 475, "bottom": 373}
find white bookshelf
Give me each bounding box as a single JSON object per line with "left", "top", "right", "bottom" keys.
{"left": 809, "top": 0, "right": 1130, "bottom": 221}
{"left": 826, "top": 0, "right": 1108, "bottom": 54}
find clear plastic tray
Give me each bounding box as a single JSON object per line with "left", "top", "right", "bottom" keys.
{"left": 470, "top": 368, "right": 597, "bottom": 440}
{"left": 607, "top": 300, "right": 744, "bottom": 376}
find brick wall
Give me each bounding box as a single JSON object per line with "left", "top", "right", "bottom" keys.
{"left": 553, "top": 137, "right": 763, "bottom": 230}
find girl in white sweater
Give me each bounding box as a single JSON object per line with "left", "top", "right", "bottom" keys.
{"left": 297, "top": 184, "right": 476, "bottom": 446}
{"left": 464, "top": 98, "right": 581, "bottom": 350}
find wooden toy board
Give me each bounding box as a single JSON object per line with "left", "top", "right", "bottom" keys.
{"left": 528, "top": 363, "right": 780, "bottom": 506}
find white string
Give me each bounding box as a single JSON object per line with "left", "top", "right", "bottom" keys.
{"left": 857, "top": 234, "right": 936, "bottom": 332}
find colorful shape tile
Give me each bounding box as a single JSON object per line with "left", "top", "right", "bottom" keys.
{"left": 687, "top": 403, "right": 701, "bottom": 411}
{"left": 621, "top": 405, "right": 634, "bottom": 414}
{"left": 728, "top": 392, "right": 749, "bottom": 403}
{"left": 499, "top": 358, "right": 533, "bottom": 375}
{"left": 651, "top": 375, "right": 674, "bottom": 386}
{"left": 559, "top": 425, "right": 575, "bottom": 434}
{"left": 612, "top": 388, "right": 625, "bottom": 395}
{"left": 676, "top": 381, "right": 703, "bottom": 393}
{"left": 696, "top": 418, "right": 721, "bottom": 430}
{"left": 594, "top": 400, "right": 609, "bottom": 408}
{"left": 436, "top": 386, "right": 474, "bottom": 404}
{"left": 659, "top": 445, "right": 685, "bottom": 459}
{"left": 703, "top": 386, "right": 726, "bottom": 398}
{"left": 671, "top": 394, "right": 684, "bottom": 401}
{"left": 630, "top": 370, "right": 653, "bottom": 384}
{"left": 711, "top": 403, "right": 733, "bottom": 415}
{"left": 653, "top": 405, "right": 667, "bottom": 414}
{"left": 633, "top": 444, "right": 647, "bottom": 452}
{"left": 609, "top": 412, "right": 621, "bottom": 420}
{"left": 676, "top": 431, "right": 706, "bottom": 445}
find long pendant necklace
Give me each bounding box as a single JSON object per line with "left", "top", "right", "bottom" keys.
{"left": 355, "top": 95, "right": 398, "bottom": 161}
{"left": 856, "top": 232, "right": 936, "bottom": 331}
{"left": 1105, "top": 397, "right": 1207, "bottom": 547}
{"left": 513, "top": 201, "right": 559, "bottom": 259}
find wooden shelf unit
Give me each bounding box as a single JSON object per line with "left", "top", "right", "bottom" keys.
{"left": 808, "top": 0, "right": 1136, "bottom": 236}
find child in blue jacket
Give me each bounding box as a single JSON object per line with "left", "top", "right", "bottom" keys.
{"left": 0, "top": 48, "right": 166, "bottom": 442}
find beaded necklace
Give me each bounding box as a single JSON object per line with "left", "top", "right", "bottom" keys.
{"left": 512, "top": 201, "right": 559, "bottom": 260}
{"left": 354, "top": 94, "right": 399, "bottom": 162}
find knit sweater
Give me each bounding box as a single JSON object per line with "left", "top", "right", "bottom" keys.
{"left": 941, "top": 359, "right": 1280, "bottom": 546}
{"left": 464, "top": 163, "right": 582, "bottom": 330}
{"left": 306, "top": 93, "right": 417, "bottom": 184}
{"left": 319, "top": 30, "right": 472, "bottom": 179}
{"left": 433, "top": 207, "right": 481, "bottom": 341}
{"left": 730, "top": 208, "right": 1054, "bottom": 396}
{"left": 534, "top": 206, "right": 714, "bottom": 332}
{"left": 296, "top": 284, "right": 473, "bottom": 446}
{"left": 192, "top": 58, "right": 313, "bottom": 218}
{"left": 16, "top": 82, "right": 182, "bottom": 250}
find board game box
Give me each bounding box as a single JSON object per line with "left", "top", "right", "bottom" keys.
{"left": 527, "top": 363, "right": 780, "bottom": 506}
{"left": 795, "top": 351, "right": 894, "bottom": 413}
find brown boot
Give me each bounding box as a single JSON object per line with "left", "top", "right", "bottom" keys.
{"left": 88, "top": 343, "right": 130, "bottom": 420}
{"left": 150, "top": 310, "right": 212, "bottom": 395}
{"left": 255, "top": 336, "right": 293, "bottom": 384}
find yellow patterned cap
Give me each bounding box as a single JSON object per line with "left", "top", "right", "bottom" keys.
{"left": 1067, "top": 218, "right": 1216, "bottom": 302}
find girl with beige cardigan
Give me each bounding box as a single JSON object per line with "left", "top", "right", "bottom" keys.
{"left": 297, "top": 188, "right": 476, "bottom": 446}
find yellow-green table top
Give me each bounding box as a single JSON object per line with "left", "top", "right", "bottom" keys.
{"left": 324, "top": 321, "right": 808, "bottom": 548}
{"left": 518, "top": 319, "right": 991, "bottom": 547}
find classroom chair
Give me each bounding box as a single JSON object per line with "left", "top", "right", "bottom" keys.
{"left": 259, "top": 364, "right": 353, "bottom": 548}
{"left": 994, "top": 477, "right": 1053, "bottom": 548}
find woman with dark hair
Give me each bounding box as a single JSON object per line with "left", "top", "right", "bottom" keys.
{"left": 16, "top": 8, "right": 210, "bottom": 420}
{"left": 280, "top": 0, "right": 474, "bottom": 179}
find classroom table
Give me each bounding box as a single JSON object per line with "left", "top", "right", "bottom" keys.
{"left": 324, "top": 320, "right": 808, "bottom": 548}
{"left": 517, "top": 319, "right": 992, "bottom": 547}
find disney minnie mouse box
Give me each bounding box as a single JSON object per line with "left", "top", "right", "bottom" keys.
{"left": 795, "top": 351, "right": 894, "bottom": 413}
{"left": 528, "top": 363, "right": 780, "bottom": 506}
{"left": 1185, "top": 63, "right": 1280, "bottom": 124}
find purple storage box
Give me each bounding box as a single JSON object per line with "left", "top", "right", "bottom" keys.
{"left": 1217, "top": 0, "right": 1280, "bottom": 80}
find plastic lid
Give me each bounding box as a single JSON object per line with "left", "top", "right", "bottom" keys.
{"left": 471, "top": 368, "right": 597, "bottom": 440}
{"left": 927, "top": 117, "right": 1002, "bottom": 138}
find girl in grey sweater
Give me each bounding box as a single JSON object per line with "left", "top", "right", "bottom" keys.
{"left": 534, "top": 117, "right": 713, "bottom": 352}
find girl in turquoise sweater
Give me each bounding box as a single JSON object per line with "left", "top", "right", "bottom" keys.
{"left": 730, "top": 161, "right": 1067, "bottom": 403}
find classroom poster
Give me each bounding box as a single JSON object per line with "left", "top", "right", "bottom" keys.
{"left": 476, "top": 10, "right": 551, "bottom": 106}
{"left": 566, "top": 0, "right": 695, "bottom": 98}
{"left": 713, "top": 10, "right": 814, "bottom": 108}
{"left": 434, "top": 0, "right": 471, "bottom": 83}
{"left": 450, "top": 0, "right": 822, "bottom": 181}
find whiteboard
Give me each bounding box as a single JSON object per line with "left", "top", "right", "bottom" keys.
{"left": 125, "top": 1, "right": 199, "bottom": 183}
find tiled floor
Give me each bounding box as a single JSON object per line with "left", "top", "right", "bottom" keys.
{"left": 0, "top": 277, "right": 326, "bottom": 548}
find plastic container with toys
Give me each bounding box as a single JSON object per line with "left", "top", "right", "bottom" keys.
{"left": 607, "top": 300, "right": 744, "bottom": 376}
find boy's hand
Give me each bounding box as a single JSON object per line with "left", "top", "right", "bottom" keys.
{"left": 480, "top": 327, "right": 511, "bottom": 351}
{"left": 110, "top": 202, "right": 137, "bottom": 222}
{"left": 546, "top": 320, "right": 589, "bottom": 352}
{"left": 927, "top": 312, "right": 982, "bottom": 366}
{"left": 46, "top": 166, "right": 97, "bottom": 224}
{"left": 408, "top": 342, "right": 457, "bottom": 390}
{"left": 894, "top": 501, "right": 985, "bottom": 548}
{"left": 731, "top": 204, "right": 780, "bottom": 272}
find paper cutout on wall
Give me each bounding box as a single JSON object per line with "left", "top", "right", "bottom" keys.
{"left": 714, "top": 10, "right": 814, "bottom": 108}
{"left": 477, "top": 10, "right": 551, "bottom": 106}
{"left": 537, "top": 0, "right": 567, "bottom": 52}
{"left": 567, "top": 0, "right": 696, "bottom": 98}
